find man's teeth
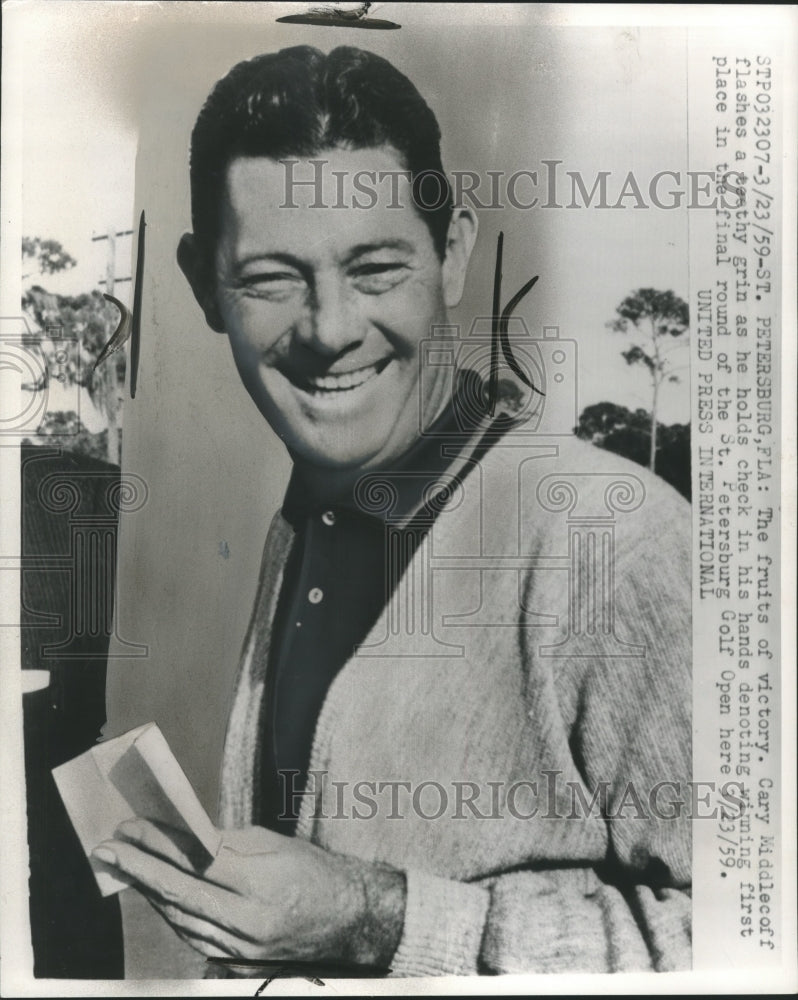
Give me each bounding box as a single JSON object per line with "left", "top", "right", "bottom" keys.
{"left": 303, "top": 362, "right": 383, "bottom": 392}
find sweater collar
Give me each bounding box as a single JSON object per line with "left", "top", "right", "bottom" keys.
{"left": 282, "top": 369, "right": 508, "bottom": 528}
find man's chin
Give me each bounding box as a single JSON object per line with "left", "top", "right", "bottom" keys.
{"left": 290, "top": 441, "right": 386, "bottom": 474}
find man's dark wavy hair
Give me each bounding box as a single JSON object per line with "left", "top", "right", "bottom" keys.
{"left": 190, "top": 45, "right": 453, "bottom": 258}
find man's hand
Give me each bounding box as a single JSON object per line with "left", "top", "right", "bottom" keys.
{"left": 91, "top": 820, "right": 406, "bottom": 968}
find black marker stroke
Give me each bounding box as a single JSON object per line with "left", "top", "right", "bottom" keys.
{"left": 95, "top": 294, "right": 131, "bottom": 371}
{"left": 486, "top": 231, "right": 543, "bottom": 416}
{"left": 130, "top": 210, "right": 145, "bottom": 399}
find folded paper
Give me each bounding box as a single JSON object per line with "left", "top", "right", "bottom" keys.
{"left": 52, "top": 722, "right": 221, "bottom": 896}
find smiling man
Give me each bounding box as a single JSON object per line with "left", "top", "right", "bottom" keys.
{"left": 184, "top": 144, "right": 473, "bottom": 488}
{"left": 93, "top": 45, "right": 692, "bottom": 978}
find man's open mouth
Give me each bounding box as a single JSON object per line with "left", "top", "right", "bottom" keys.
{"left": 290, "top": 358, "right": 392, "bottom": 395}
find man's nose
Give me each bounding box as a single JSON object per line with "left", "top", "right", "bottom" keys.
{"left": 295, "top": 276, "right": 364, "bottom": 356}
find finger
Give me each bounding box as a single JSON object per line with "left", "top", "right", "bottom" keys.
{"left": 92, "top": 839, "right": 238, "bottom": 926}
{"left": 147, "top": 889, "right": 279, "bottom": 956}
{"left": 114, "top": 818, "right": 205, "bottom": 873}
{"left": 109, "top": 822, "right": 285, "bottom": 892}
{"left": 114, "top": 819, "right": 246, "bottom": 893}
{"left": 146, "top": 895, "right": 249, "bottom": 960}
{"left": 170, "top": 923, "right": 230, "bottom": 960}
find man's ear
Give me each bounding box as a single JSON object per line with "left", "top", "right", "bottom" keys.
{"left": 442, "top": 207, "right": 478, "bottom": 309}
{"left": 177, "top": 233, "right": 225, "bottom": 333}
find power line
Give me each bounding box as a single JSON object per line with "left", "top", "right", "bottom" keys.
{"left": 91, "top": 229, "right": 134, "bottom": 242}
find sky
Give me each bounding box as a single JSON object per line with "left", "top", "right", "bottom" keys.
{"left": 18, "top": 6, "right": 138, "bottom": 298}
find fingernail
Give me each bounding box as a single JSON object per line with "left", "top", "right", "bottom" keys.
{"left": 117, "top": 819, "right": 142, "bottom": 839}
{"left": 93, "top": 846, "right": 117, "bottom": 865}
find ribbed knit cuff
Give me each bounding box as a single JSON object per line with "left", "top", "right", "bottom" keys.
{"left": 389, "top": 870, "right": 490, "bottom": 977}
{"left": 479, "top": 870, "right": 654, "bottom": 974}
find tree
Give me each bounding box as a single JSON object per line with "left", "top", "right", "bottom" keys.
{"left": 22, "top": 411, "right": 119, "bottom": 464}
{"left": 607, "top": 288, "right": 689, "bottom": 473}
{"left": 655, "top": 421, "right": 691, "bottom": 501}
{"left": 496, "top": 378, "right": 526, "bottom": 414}
{"left": 21, "top": 235, "right": 128, "bottom": 465}
{"left": 22, "top": 236, "right": 77, "bottom": 280}
{"left": 22, "top": 286, "right": 125, "bottom": 465}
{"left": 575, "top": 401, "right": 691, "bottom": 501}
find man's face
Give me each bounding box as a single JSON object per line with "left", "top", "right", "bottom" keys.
{"left": 198, "top": 146, "right": 473, "bottom": 476}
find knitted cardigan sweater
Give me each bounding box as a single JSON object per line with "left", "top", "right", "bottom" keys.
{"left": 219, "top": 434, "right": 692, "bottom": 976}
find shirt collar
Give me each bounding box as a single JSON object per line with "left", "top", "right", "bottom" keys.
{"left": 282, "top": 369, "right": 506, "bottom": 528}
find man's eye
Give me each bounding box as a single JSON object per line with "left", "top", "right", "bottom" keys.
{"left": 350, "top": 262, "right": 409, "bottom": 293}
{"left": 239, "top": 273, "right": 304, "bottom": 300}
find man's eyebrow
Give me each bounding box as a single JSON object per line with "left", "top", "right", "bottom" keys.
{"left": 341, "top": 240, "right": 415, "bottom": 264}
{"left": 232, "top": 241, "right": 416, "bottom": 273}
{"left": 233, "top": 252, "right": 306, "bottom": 272}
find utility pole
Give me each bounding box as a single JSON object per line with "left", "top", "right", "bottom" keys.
{"left": 92, "top": 227, "right": 132, "bottom": 466}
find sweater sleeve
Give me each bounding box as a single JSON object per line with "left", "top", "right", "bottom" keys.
{"left": 391, "top": 868, "right": 690, "bottom": 975}
{"left": 390, "top": 477, "right": 692, "bottom": 977}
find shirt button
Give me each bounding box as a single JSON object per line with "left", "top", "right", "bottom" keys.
{"left": 308, "top": 587, "right": 324, "bottom": 605}
{"left": 321, "top": 510, "right": 336, "bottom": 526}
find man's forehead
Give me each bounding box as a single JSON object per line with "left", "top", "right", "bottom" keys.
{"left": 221, "top": 146, "right": 422, "bottom": 227}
